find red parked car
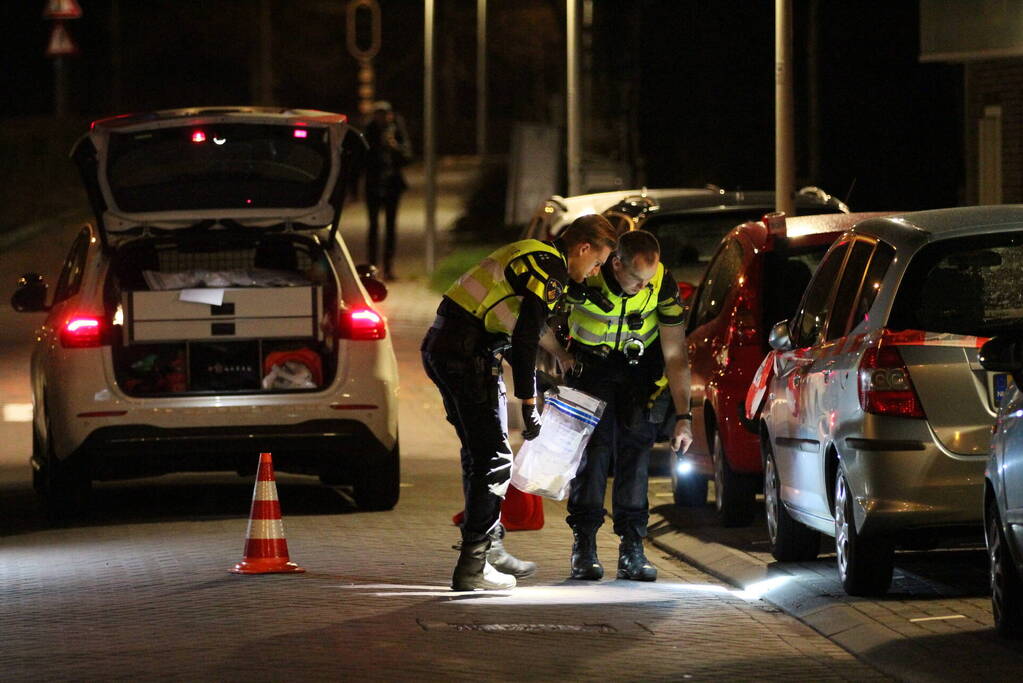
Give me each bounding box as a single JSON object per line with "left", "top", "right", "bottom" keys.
{"left": 664, "top": 212, "right": 893, "bottom": 525}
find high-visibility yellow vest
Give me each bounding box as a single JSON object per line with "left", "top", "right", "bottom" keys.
{"left": 445, "top": 239, "right": 566, "bottom": 336}
{"left": 568, "top": 261, "right": 667, "bottom": 351}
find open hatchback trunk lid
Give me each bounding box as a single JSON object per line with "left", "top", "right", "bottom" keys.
{"left": 71, "top": 107, "right": 363, "bottom": 247}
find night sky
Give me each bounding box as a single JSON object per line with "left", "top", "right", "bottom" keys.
{"left": 2, "top": 1, "right": 963, "bottom": 213}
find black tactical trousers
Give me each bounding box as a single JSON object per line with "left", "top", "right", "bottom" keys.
{"left": 566, "top": 353, "right": 662, "bottom": 538}
{"left": 422, "top": 326, "right": 511, "bottom": 545}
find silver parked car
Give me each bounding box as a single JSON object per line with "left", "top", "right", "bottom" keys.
{"left": 979, "top": 335, "right": 1023, "bottom": 637}
{"left": 758, "top": 206, "right": 1023, "bottom": 596}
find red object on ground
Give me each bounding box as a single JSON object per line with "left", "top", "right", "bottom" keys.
{"left": 452, "top": 484, "right": 545, "bottom": 531}
{"left": 262, "top": 348, "right": 323, "bottom": 386}
{"left": 231, "top": 453, "right": 305, "bottom": 574}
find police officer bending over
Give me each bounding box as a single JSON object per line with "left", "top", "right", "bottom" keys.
{"left": 422, "top": 215, "right": 617, "bottom": 591}
{"left": 542, "top": 229, "right": 693, "bottom": 582}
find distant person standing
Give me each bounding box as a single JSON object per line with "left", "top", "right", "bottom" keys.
{"left": 364, "top": 100, "right": 412, "bottom": 281}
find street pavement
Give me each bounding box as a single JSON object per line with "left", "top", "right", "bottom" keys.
{"left": 0, "top": 158, "right": 1015, "bottom": 680}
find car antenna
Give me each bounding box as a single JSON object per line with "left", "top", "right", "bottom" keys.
{"left": 844, "top": 177, "right": 857, "bottom": 206}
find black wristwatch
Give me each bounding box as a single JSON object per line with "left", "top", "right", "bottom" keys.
{"left": 677, "top": 413, "right": 693, "bottom": 421}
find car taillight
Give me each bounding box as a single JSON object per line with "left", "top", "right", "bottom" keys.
{"left": 60, "top": 315, "right": 107, "bottom": 348}
{"left": 858, "top": 345, "right": 925, "bottom": 418}
{"left": 339, "top": 307, "right": 387, "bottom": 340}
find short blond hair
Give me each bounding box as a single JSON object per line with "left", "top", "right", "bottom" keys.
{"left": 561, "top": 214, "right": 617, "bottom": 252}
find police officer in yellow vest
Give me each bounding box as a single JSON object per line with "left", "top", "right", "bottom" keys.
{"left": 542, "top": 229, "right": 693, "bottom": 582}
{"left": 422, "top": 215, "right": 617, "bottom": 591}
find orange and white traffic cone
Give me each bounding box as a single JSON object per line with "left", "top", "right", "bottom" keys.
{"left": 231, "top": 452, "right": 305, "bottom": 574}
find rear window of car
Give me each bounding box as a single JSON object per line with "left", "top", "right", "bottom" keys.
{"left": 643, "top": 209, "right": 766, "bottom": 285}
{"left": 107, "top": 124, "right": 331, "bottom": 212}
{"left": 888, "top": 231, "right": 1023, "bottom": 337}
{"left": 762, "top": 245, "right": 830, "bottom": 331}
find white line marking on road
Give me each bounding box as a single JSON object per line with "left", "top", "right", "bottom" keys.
{"left": 909, "top": 614, "right": 966, "bottom": 623}
{"left": 3, "top": 403, "right": 33, "bottom": 422}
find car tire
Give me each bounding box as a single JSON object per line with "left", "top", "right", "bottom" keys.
{"left": 987, "top": 498, "right": 1023, "bottom": 638}
{"left": 40, "top": 421, "right": 91, "bottom": 520}
{"left": 353, "top": 442, "right": 400, "bottom": 511}
{"left": 763, "top": 440, "right": 819, "bottom": 562}
{"left": 671, "top": 450, "right": 708, "bottom": 507}
{"left": 834, "top": 473, "right": 894, "bottom": 597}
{"left": 712, "top": 428, "right": 756, "bottom": 527}
{"left": 31, "top": 428, "right": 45, "bottom": 495}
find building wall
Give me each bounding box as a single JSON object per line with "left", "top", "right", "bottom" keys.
{"left": 966, "top": 59, "right": 1023, "bottom": 204}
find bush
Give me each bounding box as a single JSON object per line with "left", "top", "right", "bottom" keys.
{"left": 429, "top": 243, "right": 503, "bottom": 294}
{"left": 0, "top": 117, "right": 90, "bottom": 234}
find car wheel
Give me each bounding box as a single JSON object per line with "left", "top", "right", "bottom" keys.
{"left": 40, "top": 420, "right": 91, "bottom": 519}
{"left": 353, "top": 442, "right": 400, "bottom": 511}
{"left": 712, "top": 428, "right": 756, "bottom": 527}
{"left": 834, "top": 473, "right": 894, "bottom": 596}
{"left": 763, "top": 440, "right": 819, "bottom": 562}
{"left": 671, "top": 450, "right": 708, "bottom": 507}
{"left": 988, "top": 498, "right": 1023, "bottom": 638}
{"left": 31, "top": 428, "right": 45, "bottom": 495}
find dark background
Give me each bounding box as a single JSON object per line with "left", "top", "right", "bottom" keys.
{"left": 1, "top": 0, "right": 963, "bottom": 214}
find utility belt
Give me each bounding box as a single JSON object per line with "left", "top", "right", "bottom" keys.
{"left": 423, "top": 298, "right": 511, "bottom": 361}
{"left": 568, "top": 336, "right": 648, "bottom": 367}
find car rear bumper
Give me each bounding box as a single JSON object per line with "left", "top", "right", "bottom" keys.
{"left": 60, "top": 419, "right": 392, "bottom": 481}
{"left": 843, "top": 436, "right": 987, "bottom": 536}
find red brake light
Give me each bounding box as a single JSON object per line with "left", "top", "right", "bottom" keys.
{"left": 293, "top": 128, "right": 308, "bottom": 139}
{"left": 858, "top": 344, "right": 925, "bottom": 418}
{"left": 340, "top": 307, "right": 387, "bottom": 340}
{"left": 191, "top": 130, "right": 206, "bottom": 143}
{"left": 60, "top": 316, "right": 106, "bottom": 348}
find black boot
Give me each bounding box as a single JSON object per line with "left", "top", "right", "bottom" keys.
{"left": 570, "top": 528, "right": 604, "bottom": 580}
{"left": 617, "top": 533, "right": 657, "bottom": 582}
{"left": 488, "top": 525, "right": 538, "bottom": 579}
{"left": 452, "top": 539, "right": 517, "bottom": 591}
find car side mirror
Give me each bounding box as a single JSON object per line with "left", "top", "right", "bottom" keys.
{"left": 11, "top": 272, "right": 49, "bottom": 312}
{"left": 768, "top": 319, "right": 793, "bottom": 352}
{"left": 356, "top": 264, "right": 388, "bottom": 302}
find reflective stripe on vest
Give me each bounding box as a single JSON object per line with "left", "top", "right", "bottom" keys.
{"left": 444, "top": 239, "right": 565, "bottom": 336}
{"left": 568, "top": 261, "right": 665, "bottom": 350}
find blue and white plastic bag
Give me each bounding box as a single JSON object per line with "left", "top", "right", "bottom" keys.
{"left": 511, "top": 386, "right": 606, "bottom": 500}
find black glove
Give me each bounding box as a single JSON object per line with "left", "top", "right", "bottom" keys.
{"left": 521, "top": 403, "right": 542, "bottom": 440}
{"left": 536, "top": 370, "right": 560, "bottom": 396}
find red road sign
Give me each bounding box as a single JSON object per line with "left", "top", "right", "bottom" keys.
{"left": 45, "top": 22, "right": 78, "bottom": 57}
{"left": 43, "top": 0, "right": 83, "bottom": 20}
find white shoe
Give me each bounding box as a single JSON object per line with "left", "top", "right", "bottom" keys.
{"left": 452, "top": 560, "right": 517, "bottom": 591}
{"left": 480, "top": 560, "right": 517, "bottom": 590}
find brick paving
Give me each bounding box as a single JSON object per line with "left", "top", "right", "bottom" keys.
{"left": 648, "top": 484, "right": 1023, "bottom": 681}
{"left": 0, "top": 460, "right": 886, "bottom": 681}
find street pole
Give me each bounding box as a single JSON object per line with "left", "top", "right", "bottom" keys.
{"left": 424, "top": 0, "right": 436, "bottom": 273}
{"left": 775, "top": 0, "right": 795, "bottom": 215}
{"left": 54, "top": 56, "right": 67, "bottom": 118}
{"left": 566, "top": 0, "right": 581, "bottom": 196}
{"left": 111, "top": 0, "right": 121, "bottom": 112}
{"left": 258, "top": 0, "right": 273, "bottom": 105}
{"left": 476, "top": 0, "right": 487, "bottom": 156}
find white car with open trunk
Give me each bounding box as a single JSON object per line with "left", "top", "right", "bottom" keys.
{"left": 11, "top": 107, "right": 399, "bottom": 515}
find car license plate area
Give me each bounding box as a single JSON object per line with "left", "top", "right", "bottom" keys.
{"left": 989, "top": 372, "right": 1013, "bottom": 410}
